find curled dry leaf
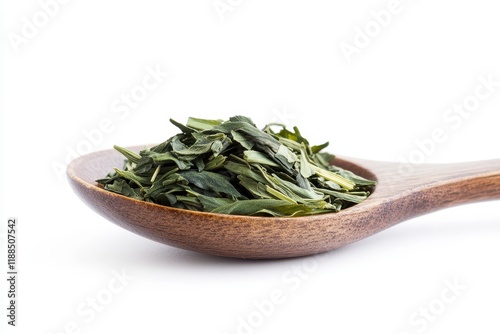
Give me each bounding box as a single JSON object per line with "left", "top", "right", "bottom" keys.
{"left": 96, "top": 116, "right": 376, "bottom": 216}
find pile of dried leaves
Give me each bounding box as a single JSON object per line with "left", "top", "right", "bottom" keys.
{"left": 97, "top": 116, "right": 376, "bottom": 216}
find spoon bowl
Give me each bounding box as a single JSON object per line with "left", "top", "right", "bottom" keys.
{"left": 67, "top": 146, "right": 500, "bottom": 259}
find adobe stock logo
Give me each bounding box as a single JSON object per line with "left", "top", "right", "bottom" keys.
{"left": 399, "top": 278, "right": 467, "bottom": 334}
{"left": 51, "top": 64, "right": 168, "bottom": 182}
{"left": 397, "top": 74, "right": 499, "bottom": 177}
{"left": 212, "top": 0, "right": 244, "bottom": 21}
{"left": 223, "top": 253, "right": 330, "bottom": 334}
{"left": 47, "top": 268, "right": 135, "bottom": 334}
{"left": 7, "top": 0, "right": 71, "bottom": 54}
{"left": 339, "top": 0, "right": 413, "bottom": 63}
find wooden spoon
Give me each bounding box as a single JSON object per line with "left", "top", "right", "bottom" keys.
{"left": 67, "top": 146, "right": 500, "bottom": 259}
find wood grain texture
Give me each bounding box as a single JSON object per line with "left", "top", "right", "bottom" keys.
{"left": 67, "top": 146, "right": 500, "bottom": 259}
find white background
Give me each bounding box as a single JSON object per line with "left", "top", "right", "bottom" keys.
{"left": 1, "top": 0, "right": 499, "bottom": 333}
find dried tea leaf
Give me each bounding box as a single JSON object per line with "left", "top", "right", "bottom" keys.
{"left": 96, "top": 115, "right": 376, "bottom": 217}
{"left": 179, "top": 170, "right": 244, "bottom": 198}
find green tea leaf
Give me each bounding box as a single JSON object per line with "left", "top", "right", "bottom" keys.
{"left": 224, "top": 161, "right": 267, "bottom": 183}
{"left": 311, "top": 141, "right": 329, "bottom": 154}
{"left": 244, "top": 150, "right": 280, "bottom": 167}
{"left": 186, "top": 117, "right": 223, "bottom": 131}
{"left": 148, "top": 151, "right": 192, "bottom": 170}
{"left": 210, "top": 199, "right": 293, "bottom": 216}
{"left": 105, "top": 179, "right": 143, "bottom": 200}
{"left": 170, "top": 118, "right": 196, "bottom": 134}
{"left": 97, "top": 115, "right": 376, "bottom": 216}
{"left": 179, "top": 170, "right": 244, "bottom": 198}
{"left": 275, "top": 144, "right": 298, "bottom": 167}
{"left": 204, "top": 155, "right": 226, "bottom": 171}
{"left": 299, "top": 148, "right": 314, "bottom": 178}
{"left": 195, "top": 193, "right": 236, "bottom": 211}
{"left": 231, "top": 130, "right": 254, "bottom": 150}
{"left": 113, "top": 145, "right": 141, "bottom": 164}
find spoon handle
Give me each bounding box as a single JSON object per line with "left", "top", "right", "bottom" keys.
{"left": 373, "top": 159, "right": 500, "bottom": 219}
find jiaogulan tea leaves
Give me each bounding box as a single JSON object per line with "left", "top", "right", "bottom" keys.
{"left": 96, "top": 116, "right": 376, "bottom": 217}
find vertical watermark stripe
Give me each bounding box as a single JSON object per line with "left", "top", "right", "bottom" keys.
{"left": 6, "top": 217, "right": 17, "bottom": 327}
